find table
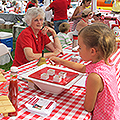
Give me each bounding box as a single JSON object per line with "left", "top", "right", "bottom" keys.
{"left": 1, "top": 53, "right": 92, "bottom": 120}
{"left": 0, "top": 48, "right": 120, "bottom": 120}
{"left": 0, "top": 13, "right": 24, "bottom": 23}
{"left": 116, "top": 37, "right": 120, "bottom": 49}
{"left": 109, "top": 49, "right": 120, "bottom": 92}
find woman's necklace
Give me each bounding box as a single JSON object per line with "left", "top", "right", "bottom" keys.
{"left": 31, "top": 26, "right": 38, "bottom": 38}
{"left": 35, "top": 34, "right": 38, "bottom": 38}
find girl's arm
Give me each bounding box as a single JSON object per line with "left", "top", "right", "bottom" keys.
{"left": 84, "top": 73, "right": 104, "bottom": 112}
{"left": 49, "top": 56, "right": 86, "bottom": 73}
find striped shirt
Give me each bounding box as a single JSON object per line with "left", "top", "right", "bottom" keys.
{"left": 57, "top": 32, "right": 72, "bottom": 48}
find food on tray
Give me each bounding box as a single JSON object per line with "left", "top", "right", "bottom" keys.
{"left": 58, "top": 71, "right": 67, "bottom": 79}
{"left": 41, "top": 73, "right": 49, "bottom": 80}
{"left": 28, "top": 66, "right": 79, "bottom": 86}
{"left": 47, "top": 69, "right": 55, "bottom": 76}
{"left": 53, "top": 75, "right": 62, "bottom": 82}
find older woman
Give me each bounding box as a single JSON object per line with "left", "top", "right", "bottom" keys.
{"left": 13, "top": 7, "right": 62, "bottom": 67}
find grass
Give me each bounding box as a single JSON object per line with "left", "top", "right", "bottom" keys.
{"left": 0, "top": 29, "right": 15, "bottom": 71}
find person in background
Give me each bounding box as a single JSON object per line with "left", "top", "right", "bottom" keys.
{"left": 91, "top": 12, "right": 105, "bottom": 24}
{"left": 0, "top": 0, "right": 4, "bottom": 12}
{"left": 14, "top": 1, "right": 22, "bottom": 13}
{"left": 6, "top": 0, "right": 11, "bottom": 8}
{"left": 26, "top": 0, "right": 38, "bottom": 10}
{"left": 41, "top": 0, "right": 53, "bottom": 29}
{"left": 38, "top": 0, "right": 44, "bottom": 4}
{"left": 92, "top": 12, "right": 101, "bottom": 23}
{"left": 74, "top": 8, "right": 92, "bottom": 35}
{"left": 69, "top": 0, "right": 91, "bottom": 31}
{"left": 12, "top": 7, "right": 62, "bottom": 67}
{"left": 49, "top": 23, "right": 120, "bottom": 120}
{"left": 57, "top": 22, "right": 72, "bottom": 48}
{"left": 112, "top": 0, "right": 120, "bottom": 13}
{"left": 28, "top": 3, "right": 35, "bottom": 9}
{"left": 45, "top": 0, "right": 71, "bottom": 34}
{"left": 22, "top": 0, "right": 27, "bottom": 8}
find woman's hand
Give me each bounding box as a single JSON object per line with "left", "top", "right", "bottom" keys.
{"left": 41, "top": 26, "right": 48, "bottom": 35}
{"left": 0, "top": 69, "right": 7, "bottom": 75}
{"left": 46, "top": 26, "right": 56, "bottom": 36}
{"left": 42, "top": 26, "right": 56, "bottom": 36}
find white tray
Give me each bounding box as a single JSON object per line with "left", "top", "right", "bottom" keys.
{"left": 20, "top": 64, "right": 84, "bottom": 95}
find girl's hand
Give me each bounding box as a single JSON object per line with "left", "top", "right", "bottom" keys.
{"left": 49, "top": 56, "right": 61, "bottom": 65}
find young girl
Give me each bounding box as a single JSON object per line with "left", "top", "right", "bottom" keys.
{"left": 49, "top": 23, "right": 120, "bottom": 120}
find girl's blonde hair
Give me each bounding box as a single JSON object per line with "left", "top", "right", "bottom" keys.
{"left": 78, "top": 23, "right": 116, "bottom": 63}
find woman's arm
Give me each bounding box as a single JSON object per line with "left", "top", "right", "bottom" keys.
{"left": 24, "top": 47, "right": 61, "bottom": 61}
{"left": 42, "top": 26, "right": 63, "bottom": 53}
{"left": 23, "top": 26, "right": 63, "bottom": 61}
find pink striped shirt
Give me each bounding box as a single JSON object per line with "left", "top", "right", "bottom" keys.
{"left": 86, "top": 60, "right": 120, "bottom": 120}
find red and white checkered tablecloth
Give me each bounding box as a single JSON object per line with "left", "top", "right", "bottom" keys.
{"left": 109, "top": 49, "right": 120, "bottom": 92}
{"left": 0, "top": 48, "right": 119, "bottom": 120}
{"left": 116, "top": 41, "right": 120, "bottom": 49}
{"left": 0, "top": 53, "right": 92, "bottom": 120}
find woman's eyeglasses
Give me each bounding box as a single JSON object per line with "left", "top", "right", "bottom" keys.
{"left": 34, "top": 18, "right": 44, "bottom": 22}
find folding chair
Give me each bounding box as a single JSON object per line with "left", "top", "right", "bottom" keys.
{"left": 0, "top": 43, "right": 13, "bottom": 63}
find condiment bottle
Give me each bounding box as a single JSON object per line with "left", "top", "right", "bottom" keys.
{"left": 8, "top": 66, "right": 18, "bottom": 116}
{"left": 37, "top": 50, "right": 46, "bottom": 66}
{"left": 72, "top": 35, "right": 78, "bottom": 49}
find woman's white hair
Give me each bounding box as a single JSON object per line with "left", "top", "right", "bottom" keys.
{"left": 24, "top": 7, "right": 45, "bottom": 26}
